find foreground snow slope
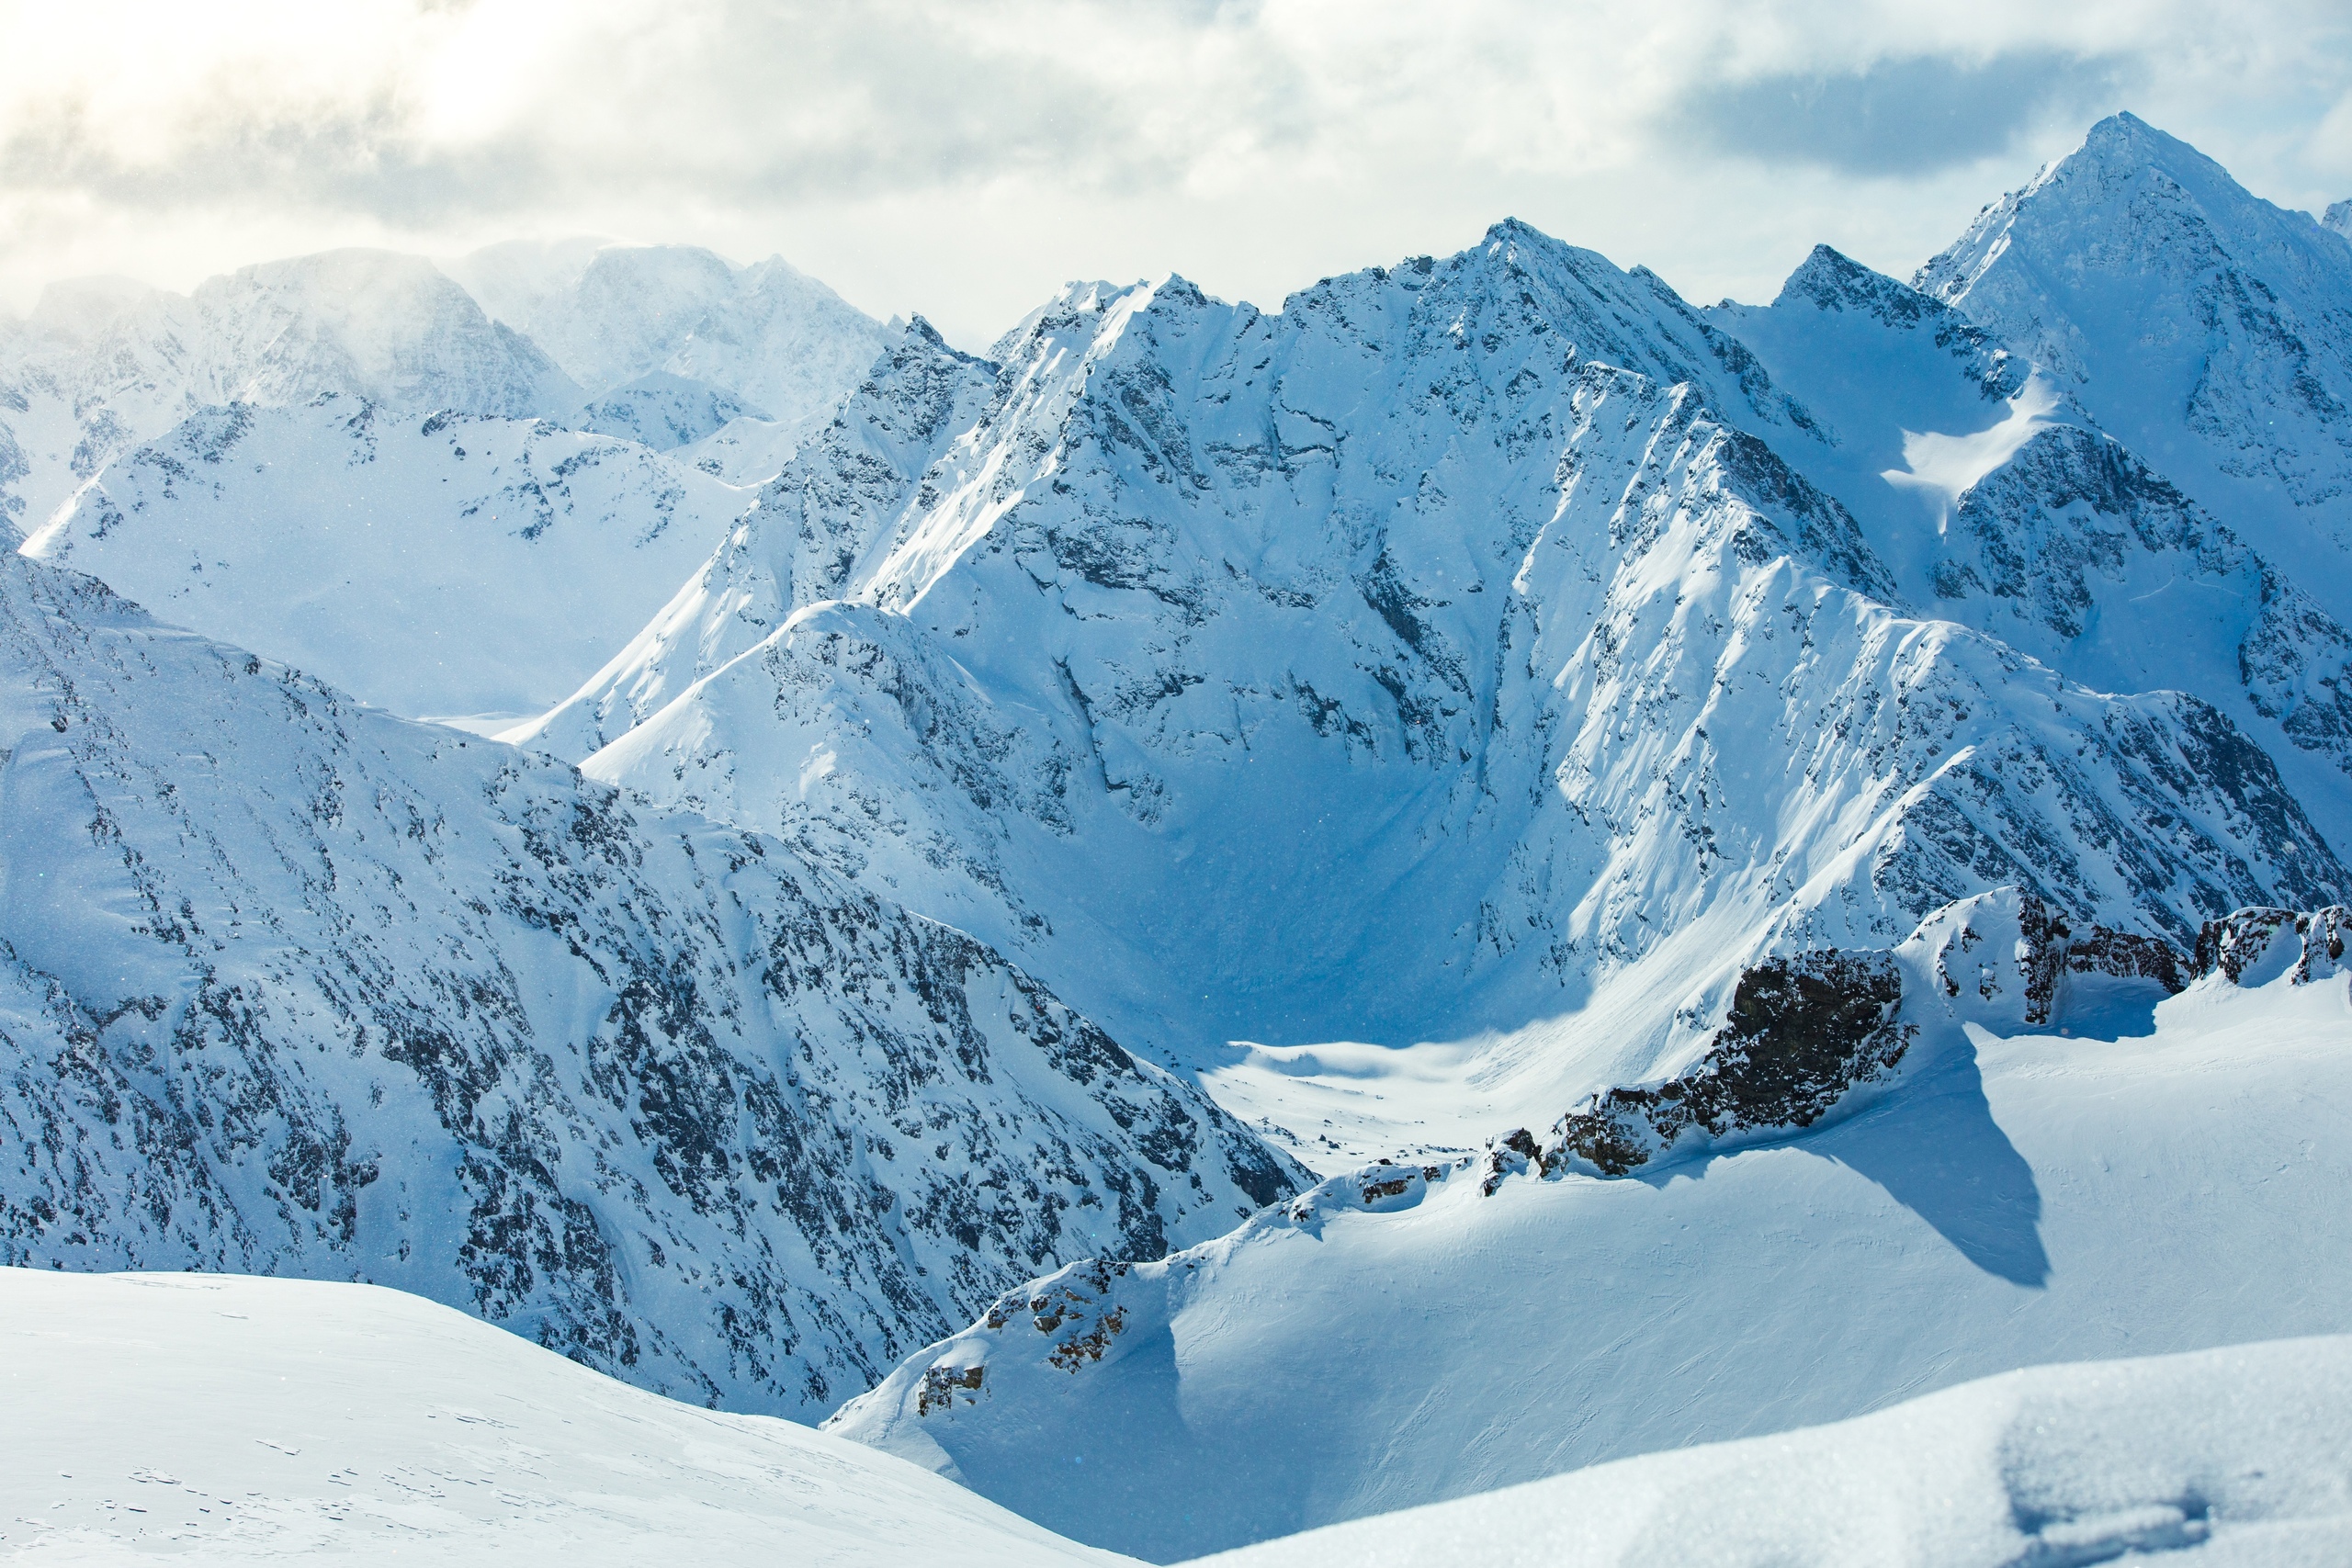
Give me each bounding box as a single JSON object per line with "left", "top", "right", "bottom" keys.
{"left": 1196, "top": 1335, "right": 2352, "bottom": 1568}
{"left": 0, "top": 1269, "right": 1132, "bottom": 1566}
{"left": 831, "top": 946, "right": 2352, "bottom": 1561}
{"left": 21, "top": 395, "right": 756, "bottom": 723}
{"left": 0, "top": 549, "right": 1297, "bottom": 1418}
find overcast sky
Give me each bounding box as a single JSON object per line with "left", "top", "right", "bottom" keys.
{"left": 4, "top": 0, "right": 2350, "bottom": 348}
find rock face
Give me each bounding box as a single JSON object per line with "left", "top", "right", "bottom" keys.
{"left": 0, "top": 550, "right": 1300, "bottom": 1417}
{"left": 20, "top": 395, "right": 757, "bottom": 721}
{"left": 2193, "top": 906, "right": 2350, "bottom": 986}
{"left": 1536, "top": 951, "right": 1911, "bottom": 1178}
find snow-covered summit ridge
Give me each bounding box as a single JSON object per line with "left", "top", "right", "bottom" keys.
{"left": 445, "top": 238, "right": 894, "bottom": 446}
{"left": 21, "top": 393, "right": 760, "bottom": 722}
{"left": 1916, "top": 112, "right": 2352, "bottom": 605}
{"left": 0, "top": 248, "right": 582, "bottom": 532}
{"left": 546, "top": 201, "right": 2347, "bottom": 1091}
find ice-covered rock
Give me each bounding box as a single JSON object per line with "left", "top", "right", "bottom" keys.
{"left": 829, "top": 895, "right": 2352, "bottom": 1558}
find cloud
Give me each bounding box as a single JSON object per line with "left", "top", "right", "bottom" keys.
{"left": 0, "top": 0, "right": 2347, "bottom": 342}
{"left": 1674, "top": 51, "right": 2135, "bottom": 176}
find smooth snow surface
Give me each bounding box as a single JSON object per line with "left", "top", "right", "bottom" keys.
{"left": 0, "top": 1269, "right": 1131, "bottom": 1565}
{"left": 831, "top": 961, "right": 2352, "bottom": 1562}
{"left": 20, "top": 396, "right": 755, "bottom": 719}
{"left": 1194, "top": 1335, "right": 2352, "bottom": 1568}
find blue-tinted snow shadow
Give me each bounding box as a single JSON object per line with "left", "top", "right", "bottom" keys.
{"left": 1636, "top": 1037, "right": 2052, "bottom": 1286}
{"left": 1815, "top": 1041, "right": 2052, "bottom": 1286}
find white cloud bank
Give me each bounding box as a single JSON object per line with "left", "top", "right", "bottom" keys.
{"left": 3, "top": 0, "right": 2349, "bottom": 344}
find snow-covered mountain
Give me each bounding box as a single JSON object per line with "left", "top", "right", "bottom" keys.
{"left": 831, "top": 898, "right": 2352, "bottom": 1559}
{"left": 445, "top": 240, "right": 895, "bottom": 466}
{"left": 0, "top": 547, "right": 1299, "bottom": 1418}
{"left": 526, "top": 223, "right": 2344, "bottom": 1109}
{"left": 0, "top": 251, "right": 581, "bottom": 535}
{"left": 20, "top": 394, "right": 756, "bottom": 724}
{"left": 0, "top": 1269, "right": 1131, "bottom": 1565}
{"left": 1917, "top": 114, "right": 2352, "bottom": 617}
{"left": 1204, "top": 1333, "right": 2352, "bottom": 1568}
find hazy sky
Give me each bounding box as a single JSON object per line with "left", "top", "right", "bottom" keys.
{"left": 5, "top": 0, "right": 2350, "bottom": 348}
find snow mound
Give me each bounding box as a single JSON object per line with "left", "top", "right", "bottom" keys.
{"left": 1193, "top": 1334, "right": 2352, "bottom": 1568}
{"left": 0, "top": 1269, "right": 1130, "bottom": 1565}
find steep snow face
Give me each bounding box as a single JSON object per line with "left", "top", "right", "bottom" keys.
{"left": 830, "top": 916, "right": 2352, "bottom": 1560}
{"left": 1202, "top": 1335, "right": 2352, "bottom": 1568}
{"left": 1719, "top": 245, "right": 2352, "bottom": 825}
{"left": 0, "top": 1270, "right": 1134, "bottom": 1566}
{"left": 20, "top": 395, "right": 756, "bottom": 724}
{"left": 457, "top": 243, "right": 894, "bottom": 447}
{"left": 2326, "top": 198, "right": 2352, "bottom": 240}
{"left": 550, "top": 226, "right": 2344, "bottom": 1084}
{"left": 0, "top": 550, "right": 1300, "bottom": 1418}
{"left": 1916, "top": 114, "right": 2352, "bottom": 614}
{"left": 0, "top": 251, "right": 580, "bottom": 535}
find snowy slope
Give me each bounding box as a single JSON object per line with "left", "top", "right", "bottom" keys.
{"left": 1917, "top": 113, "right": 2352, "bottom": 618}
{"left": 448, "top": 241, "right": 893, "bottom": 454}
{"left": 0, "top": 1269, "right": 1133, "bottom": 1566}
{"left": 0, "top": 251, "right": 579, "bottom": 536}
{"left": 21, "top": 394, "right": 755, "bottom": 724}
{"left": 541, "top": 229, "right": 2344, "bottom": 1098}
{"left": 0, "top": 549, "right": 1300, "bottom": 1419}
{"left": 830, "top": 905, "right": 2352, "bottom": 1560}
{"left": 1199, "top": 1335, "right": 2352, "bottom": 1568}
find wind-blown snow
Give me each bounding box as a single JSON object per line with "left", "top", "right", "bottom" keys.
{"left": 1194, "top": 1334, "right": 2352, "bottom": 1568}
{"left": 0, "top": 1269, "right": 1132, "bottom": 1565}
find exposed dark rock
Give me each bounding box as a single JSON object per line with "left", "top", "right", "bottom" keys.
{"left": 1491, "top": 950, "right": 1915, "bottom": 1182}
{"left": 2193, "top": 906, "right": 2349, "bottom": 985}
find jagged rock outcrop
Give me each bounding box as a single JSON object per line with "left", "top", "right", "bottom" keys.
{"left": 2193, "top": 906, "right": 2350, "bottom": 986}
{"left": 0, "top": 549, "right": 1301, "bottom": 1417}
{"left": 1493, "top": 951, "right": 1911, "bottom": 1179}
